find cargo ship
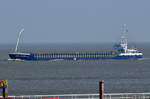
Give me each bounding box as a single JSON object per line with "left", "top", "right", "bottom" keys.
{"left": 8, "top": 25, "right": 143, "bottom": 61}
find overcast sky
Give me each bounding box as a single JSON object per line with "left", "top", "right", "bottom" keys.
{"left": 0, "top": 0, "right": 150, "bottom": 44}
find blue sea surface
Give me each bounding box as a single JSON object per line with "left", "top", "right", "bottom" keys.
{"left": 0, "top": 43, "right": 150, "bottom": 95}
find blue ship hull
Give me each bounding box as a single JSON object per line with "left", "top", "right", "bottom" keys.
{"left": 9, "top": 53, "right": 143, "bottom": 61}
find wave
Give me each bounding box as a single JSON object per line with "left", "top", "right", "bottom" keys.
{"left": 138, "top": 57, "right": 150, "bottom": 61}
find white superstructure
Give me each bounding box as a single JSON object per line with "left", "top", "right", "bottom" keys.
{"left": 119, "top": 24, "right": 143, "bottom": 57}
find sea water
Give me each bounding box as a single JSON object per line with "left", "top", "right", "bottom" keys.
{"left": 0, "top": 43, "right": 150, "bottom": 95}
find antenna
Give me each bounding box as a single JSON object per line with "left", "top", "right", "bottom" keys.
{"left": 15, "top": 28, "right": 24, "bottom": 53}
{"left": 121, "top": 24, "right": 128, "bottom": 52}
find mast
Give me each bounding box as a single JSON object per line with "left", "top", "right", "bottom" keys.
{"left": 120, "top": 24, "right": 128, "bottom": 53}
{"left": 15, "top": 28, "right": 24, "bottom": 53}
